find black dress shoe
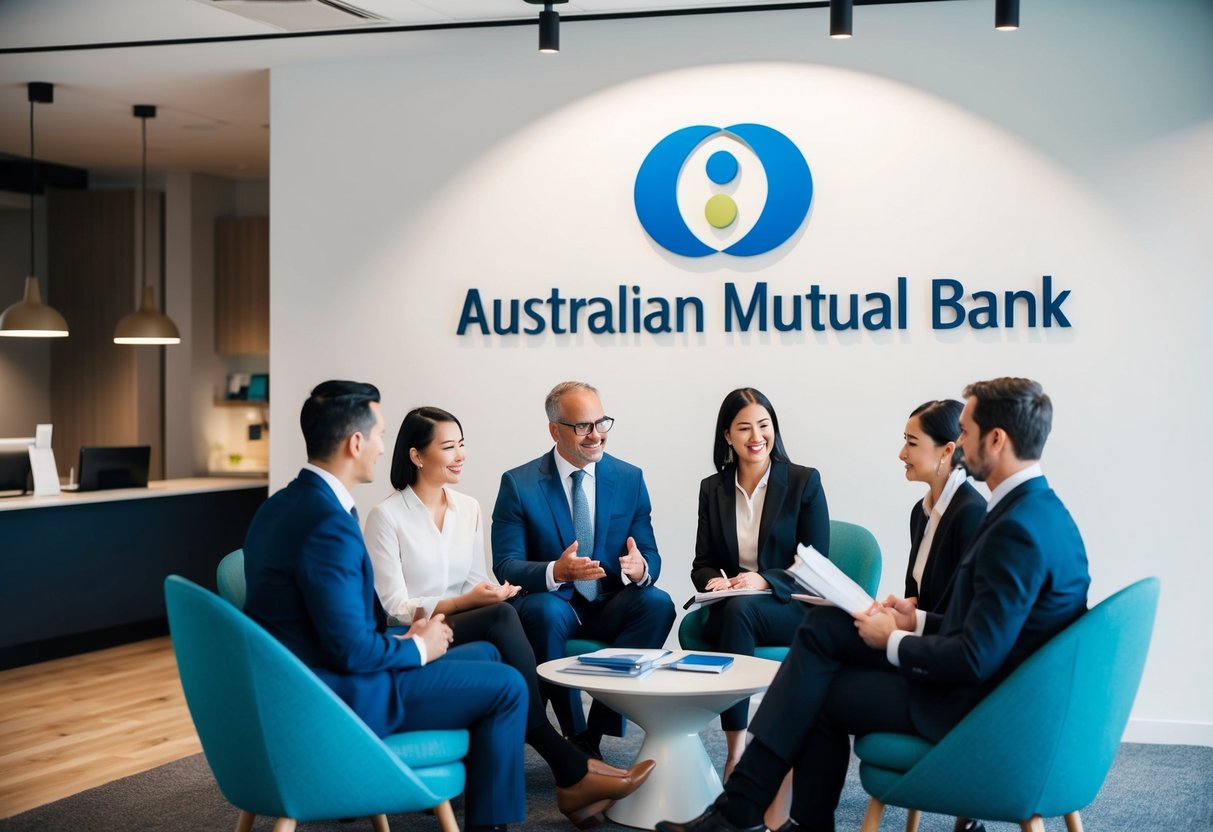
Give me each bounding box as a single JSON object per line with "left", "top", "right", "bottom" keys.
{"left": 955, "top": 820, "right": 985, "bottom": 832}
{"left": 656, "top": 805, "right": 765, "bottom": 832}
{"left": 570, "top": 731, "right": 603, "bottom": 760}
{"left": 766, "top": 821, "right": 799, "bottom": 832}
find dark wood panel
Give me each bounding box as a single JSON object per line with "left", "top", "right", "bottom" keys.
{"left": 214, "top": 217, "right": 269, "bottom": 355}
{"left": 46, "top": 190, "right": 164, "bottom": 479}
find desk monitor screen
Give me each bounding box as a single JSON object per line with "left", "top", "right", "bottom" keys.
{"left": 77, "top": 445, "right": 151, "bottom": 492}
{"left": 0, "top": 438, "right": 34, "bottom": 497}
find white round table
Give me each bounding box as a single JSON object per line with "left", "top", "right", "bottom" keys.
{"left": 537, "top": 652, "right": 780, "bottom": 830}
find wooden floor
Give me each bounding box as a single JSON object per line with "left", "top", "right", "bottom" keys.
{"left": 0, "top": 637, "right": 201, "bottom": 819}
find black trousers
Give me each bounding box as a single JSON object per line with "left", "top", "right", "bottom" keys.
{"left": 701, "top": 594, "right": 806, "bottom": 731}
{"left": 447, "top": 602, "right": 552, "bottom": 734}
{"left": 732, "top": 606, "right": 927, "bottom": 832}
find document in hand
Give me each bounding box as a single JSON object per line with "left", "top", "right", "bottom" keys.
{"left": 787, "top": 544, "right": 875, "bottom": 615}
{"left": 669, "top": 653, "right": 735, "bottom": 673}
{"left": 682, "top": 587, "right": 771, "bottom": 610}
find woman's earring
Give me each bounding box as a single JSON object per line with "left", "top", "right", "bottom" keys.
{"left": 936, "top": 458, "right": 946, "bottom": 476}
{"left": 726, "top": 445, "right": 735, "bottom": 464}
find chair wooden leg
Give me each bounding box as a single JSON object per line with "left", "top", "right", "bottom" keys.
{"left": 905, "top": 808, "right": 921, "bottom": 832}
{"left": 434, "top": 800, "right": 459, "bottom": 832}
{"left": 1019, "top": 816, "right": 1045, "bottom": 832}
{"left": 1064, "top": 811, "right": 1084, "bottom": 832}
{"left": 371, "top": 814, "right": 391, "bottom": 832}
{"left": 235, "top": 810, "right": 255, "bottom": 832}
{"left": 861, "top": 798, "right": 885, "bottom": 832}
{"left": 272, "top": 818, "right": 297, "bottom": 832}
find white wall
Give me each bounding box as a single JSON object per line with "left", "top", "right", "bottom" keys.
{"left": 270, "top": 0, "right": 1213, "bottom": 744}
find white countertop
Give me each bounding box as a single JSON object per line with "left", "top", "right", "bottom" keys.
{"left": 0, "top": 477, "right": 268, "bottom": 512}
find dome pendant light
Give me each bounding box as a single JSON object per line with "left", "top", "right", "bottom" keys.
{"left": 114, "top": 104, "right": 180, "bottom": 346}
{"left": 0, "top": 82, "right": 69, "bottom": 338}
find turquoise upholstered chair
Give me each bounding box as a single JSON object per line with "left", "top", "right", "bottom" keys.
{"left": 215, "top": 548, "right": 246, "bottom": 609}
{"left": 855, "top": 577, "right": 1160, "bottom": 832}
{"left": 165, "top": 575, "right": 468, "bottom": 832}
{"left": 679, "top": 519, "right": 883, "bottom": 660}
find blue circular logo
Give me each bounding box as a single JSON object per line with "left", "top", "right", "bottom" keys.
{"left": 634, "top": 123, "right": 813, "bottom": 258}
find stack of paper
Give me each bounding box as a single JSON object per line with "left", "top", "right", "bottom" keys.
{"left": 562, "top": 648, "right": 673, "bottom": 679}
{"left": 787, "top": 544, "right": 875, "bottom": 615}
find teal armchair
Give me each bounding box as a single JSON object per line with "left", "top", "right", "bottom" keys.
{"left": 215, "top": 548, "right": 245, "bottom": 609}
{"left": 855, "top": 577, "right": 1160, "bottom": 832}
{"left": 679, "top": 519, "right": 883, "bottom": 660}
{"left": 165, "top": 575, "right": 468, "bottom": 832}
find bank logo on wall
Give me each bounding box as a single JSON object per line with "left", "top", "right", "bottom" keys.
{"left": 634, "top": 123, "right": 813, "bottom": 258}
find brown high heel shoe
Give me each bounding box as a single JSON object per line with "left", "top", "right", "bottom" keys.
{"left": 556, "top": 759, "right": 657, "bottom": 829}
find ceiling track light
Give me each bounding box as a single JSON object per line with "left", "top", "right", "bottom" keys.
{"left": 830, "top": 0, "right": 853, "bottom": 39}
{"left": 0, "top": 82, "right": 70, "bottom": 339}
{"left": 996, "top": 0, "right": 1020, "bottom": 31}
{"left": 525, "top": 0, "right": 568, "bottom": 53}
{"left": 113, "top": 104, "right": 181, "bottom": 346}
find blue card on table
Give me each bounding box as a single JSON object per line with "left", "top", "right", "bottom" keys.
{"left": 670, "top": 653, "right": 734, "bottom": 673}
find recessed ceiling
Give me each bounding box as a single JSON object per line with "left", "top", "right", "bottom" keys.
{"left": 0, "top": 0, "right": 883, "bottom": 182}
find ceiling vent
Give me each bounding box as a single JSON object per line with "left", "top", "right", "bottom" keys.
{"left": 196, "top": 0, "right": 388, "bottom": 31}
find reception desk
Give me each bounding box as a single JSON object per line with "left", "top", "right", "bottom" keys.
{"left": 0, "top": 477, "right": 267, "bottom": 669}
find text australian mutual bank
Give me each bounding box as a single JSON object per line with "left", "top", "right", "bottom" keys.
{"left": 455, "top": 276, "right": 1072, "bottom": 336}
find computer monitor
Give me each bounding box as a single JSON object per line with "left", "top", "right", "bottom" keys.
{"left": 77, "top": 445, "right": 151, "bottom": 492}
{"left": 0, "top": 438, "right": 34, "bottom": 497}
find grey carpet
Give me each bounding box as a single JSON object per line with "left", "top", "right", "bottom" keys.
{"left": 2, "top": 726, "right": 1210, "bottom": 831}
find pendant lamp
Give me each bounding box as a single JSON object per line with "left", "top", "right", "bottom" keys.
{"left": 114, "top": 104, "right": 181, "bottom": 346}
{"left": 0, "top": 82, "right": 69, "bottom": 338}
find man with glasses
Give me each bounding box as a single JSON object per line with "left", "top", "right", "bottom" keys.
{"left": 492, "top": 381, "right": 676, "bottom": 758}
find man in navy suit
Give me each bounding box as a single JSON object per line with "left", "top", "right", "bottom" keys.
{"left": 492, "top": 381, "right": 676, "bottom": 755}
{"left": 244, "top": 380, "right": 528, "bottom": 832}
{"left": 657, "top": 377, "right": 1091, "bottom": 832}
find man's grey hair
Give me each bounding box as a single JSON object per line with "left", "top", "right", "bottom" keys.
{"left": 545, "top": 381, "right": 599, "bottom": 422}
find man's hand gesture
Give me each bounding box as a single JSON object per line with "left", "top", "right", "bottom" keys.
{"left": 552, "top": 541, "right": 606, "bottom": 584}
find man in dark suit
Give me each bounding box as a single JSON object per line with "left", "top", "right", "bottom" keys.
{"left": 492, "top": 381, "right": 677, "bottom": 755}
{"left": 657, "top": 377, "right": 1090, "bottom": 832}
{"left": 244, "top": 380, "right": 528, "bottom": 832}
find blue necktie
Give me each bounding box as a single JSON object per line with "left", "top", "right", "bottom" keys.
{"left": 570, "top": 469, "right": 598, "bottom": 601}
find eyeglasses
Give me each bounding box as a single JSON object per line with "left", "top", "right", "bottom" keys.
{"left": 556, "top": 416, "right": 615, "bottom": 436}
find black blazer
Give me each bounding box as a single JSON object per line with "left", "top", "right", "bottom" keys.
{"left": 902, "top": 480, "right": 986, "bottom": 612}
{"left": 692, "top": 460, "right": 829, "bottom": 602}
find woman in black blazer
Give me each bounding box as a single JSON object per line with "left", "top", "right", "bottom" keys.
{"left": 692, "top": 387, "right": 829, "bottom": 779}
{"left": 899, "top": 399, "right": 987, "bottom": 613}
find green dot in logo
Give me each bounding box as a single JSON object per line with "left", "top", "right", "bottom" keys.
{"left": 705, "top": 194, "right": 738, "bottom": 229}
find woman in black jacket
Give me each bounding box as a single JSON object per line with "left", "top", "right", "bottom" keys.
{"left": 692, "top": 387, "right": 829, "bottom": 779}
{"left": 898, "top": 399, "right": 987, "bottom": 613}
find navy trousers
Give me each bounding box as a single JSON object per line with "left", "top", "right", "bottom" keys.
{"left": 511, "top": 584, "right": 676, "bottom": 736}
{"left": 387, "top": 641, "right": 529, "bottom": 827}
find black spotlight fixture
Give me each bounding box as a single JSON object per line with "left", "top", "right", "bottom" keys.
{"left": 525, "top": 0, "right": 568, "bottom": 53}
{"left": 830, "top": 0, "right": 853, "bottom": 39}
{"left": 996, "top": 0, "right": 1020, "bottom": 30}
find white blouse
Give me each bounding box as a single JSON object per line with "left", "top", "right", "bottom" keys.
{"left": 364, "top": 485, "right": 491, "bottom": 623}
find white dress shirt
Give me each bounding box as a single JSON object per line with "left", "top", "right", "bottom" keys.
{"left": 887, "top": 464, "right": 1045, "bottom": 666}
{"left": 549, "top": 449, "right": 650, "bottom": 590}
{"left": 363, "top": 485, "right": 490, "bottom": 623}
{"left": 734, "top": 464, "right": 772, "bottom": 574}
{"left": 910, "top": 466, "right": 969, "bottom": 589}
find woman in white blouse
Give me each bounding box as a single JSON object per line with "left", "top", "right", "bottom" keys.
{"left": 365, "top": 407, "right": 653, "bottom": 829}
